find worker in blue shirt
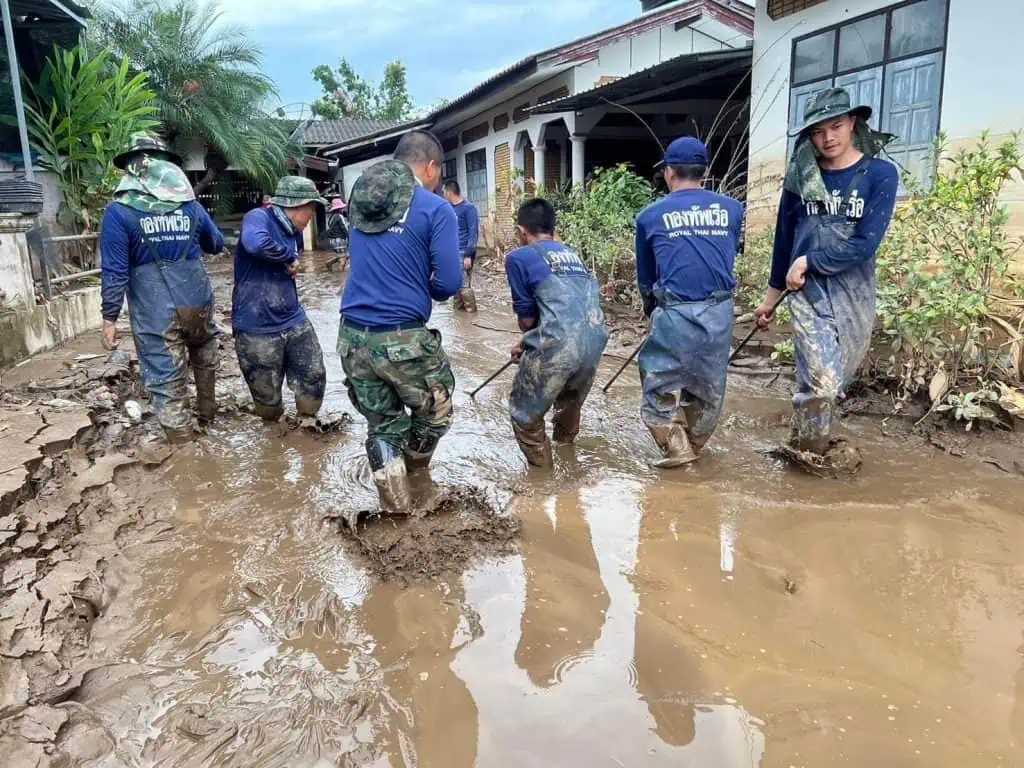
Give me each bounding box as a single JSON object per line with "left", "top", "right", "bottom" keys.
{"left": 754, "top": 88, "right": 897, "bottom": 472}
{"left": 340, "top": 131, "right": 462, "bottom": 513}
{"left": 443, "top": 180, "right": 479, "bottom": 312}
{"left": 100, "top": 132, "right": 224, "bottom": 444}
{"left": 232, "top": 176, "right": 328, "bottom": 422}
{"left": 635, "top": 136, "right": 744, "bottom": 468}
{"left": 505, "top": 198, "right": 608, "bottom": 467}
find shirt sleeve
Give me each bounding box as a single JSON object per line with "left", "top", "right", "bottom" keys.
{"left": 505, "top": 251, "right": 538, "bottom": 320}
{"left": 464, "top": 205, "right": 479, "bottom": 257}
{"left": 635, "top": 214, "right": 656, "bottom": 300}
{"left": 428, "top": 202, "right": 463, "bottom": 301}
{"left": 806, "top": 162, "right": 899, "bottom": 277}
{"left": 239, "top": 210, "right": 294, "bottom": 263}
{"left": 196, "top": 204, "right": 225, "bottom": 254}
{"left": 769, "top": 191, "right": 797, "bottom": 291}
{"left": 100, "top": 205, "right": 131, "bottom": 322}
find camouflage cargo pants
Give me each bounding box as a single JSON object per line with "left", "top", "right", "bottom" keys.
{"left": 337, "top": 324, "right": 456, "bottom": 463}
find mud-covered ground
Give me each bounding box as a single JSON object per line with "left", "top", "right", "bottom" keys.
{"left": 1, "top": 252, "right": 1023, "bottom": 767}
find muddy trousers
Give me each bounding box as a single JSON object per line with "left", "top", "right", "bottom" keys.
{"left": 509, "top": 350, "right": 600, "bottom": 467}
{"left": 789, "top": 288, "right": 873, "bottom": 453}
{"left": 638, "top": 296, "right": 733, "bottom": 463}
{"left": 132, "top": 316, "right": 219, "bottom": 442}
{"left": 337, "top": 324, "right": 456, "bottom": 473}
{"left": 235, "top": 320, "right": 327, "bottom": 421}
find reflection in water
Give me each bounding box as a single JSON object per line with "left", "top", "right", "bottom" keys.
{"left": 356, "top": 580, "right": 479, "bottom": 768}
{"left": 514, "top": 491, "right": 609, "bottom": 688}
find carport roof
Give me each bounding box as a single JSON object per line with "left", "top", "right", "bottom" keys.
{"left": 529, "top": 47, "right": 752, "bottom": 115}
{"left": 8, "top": 0, "right": 89, "bottom": 26}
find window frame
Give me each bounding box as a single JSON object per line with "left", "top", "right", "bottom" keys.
{"left": 787, "top": 0, "right": 952, "bottom": 185}
{"left": 464, "top": 148, "right": 488, "bottom": 214}
{"left": 790, "top": 0, "right": 951, "bottom": 88}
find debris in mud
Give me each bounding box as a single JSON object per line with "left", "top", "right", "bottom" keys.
{"left": 287, "top": 411, "right": 353, "bottom": 436}
{"left": 772, "top": 439, "right": 863, "bottom": 478}
{"left": 334, "top": 486, "right": 521, "bottom": 582}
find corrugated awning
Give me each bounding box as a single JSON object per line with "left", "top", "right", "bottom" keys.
{"left": 529, "top": 47, "right": 752, "bottom": 115}
{"left": 9, "top": 0, "right": 88, "bottom": 26}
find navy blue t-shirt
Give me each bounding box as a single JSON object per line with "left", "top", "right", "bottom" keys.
{"left": 100, "top": 200, "right": 224, "bottom": 322}
{"left": 342, "top": 186, "right": 462, "bottom": 328}
{"left": 770, "top": 156, "right": 898, "bottom": 290}
{"left": 452, "top": 199, "right": 479, "bottom": 258}
{"left": 635, "top": 188, "right": 744, "bottom": 302}
{"left": 232, "top": 206, "right": 305, "bottom": 335}
{"left": 505, "top": 239, "right": 589, "bottom": 320}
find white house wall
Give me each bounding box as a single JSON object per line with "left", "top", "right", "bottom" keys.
{"left": 339, "top": 156, "right": 385, "bottom": 201}
{"left": 748, "top": 0, "right": 1024, "bottom": 230}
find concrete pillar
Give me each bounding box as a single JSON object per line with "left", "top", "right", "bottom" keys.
{"left": 571, "top": 136, "right": 586, "bottom": 187}
{"left": 0, "top": 213, "right": 37, "bottom": 309}
{"left": 533, "top": 145, "right": 547, "bottom": 192}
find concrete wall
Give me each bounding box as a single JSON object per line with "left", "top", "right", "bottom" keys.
{"left": 339, "top": 157, "right": 386, "bottom": 201}
{"left": 747, "top": 0, "right": 1024, "bottom": 230}
{"left": 0, "top": 286, "right": 102, "bottom": 368}
{"left": 0, "top": 215, "right": 36, "bottom": 309}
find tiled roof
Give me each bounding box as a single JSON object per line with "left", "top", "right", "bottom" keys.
{"left": 294, "top": 119, "right": 409, "bottom": 147}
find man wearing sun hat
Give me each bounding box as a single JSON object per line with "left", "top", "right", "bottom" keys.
{"left": 101, "top": 131, "right": 224, "bottom": 444}
{"left": 634, "top": 135, "right": 745, "bottom": 468}
{"left": 338, "top": 130, "right": 462, "bottom": 514}
{"left": 232, "top": 176, "right": 329, "bottom": 422}
{"left": 754, "top": 87, "right": 898, "bottom": 473}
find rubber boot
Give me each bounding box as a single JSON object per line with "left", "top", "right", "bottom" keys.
{"left": 552, "top": 399, "right": 582, "bottom": 444}
{"left": 512, "top": 417, "right": 553, "bottom": 468}
{"left": 459, "top": 286, "right": 478, "bottom": 313}
{"left": 404, "top": 433, "right": 439, "bottom": 473}
{"left": 677, "top": 404, "right": 709, "bottom": 455}
{"left": 253, "top": 403, "right": 285, "bottom": 422}
{"left": 194, "top": 367, "right": 218, "bottom": 424}
{"left": 647, "top": 424, "right": 699, "bottom": 468}
{"left": 373, "top": 457, "right": 413, "bottom": 515}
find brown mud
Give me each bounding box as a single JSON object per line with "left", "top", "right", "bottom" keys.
{"left": 0, "top": 252, "right": 1022, "bottom": 767}
{"left": 339, "top": 485, "right": 521, "bottom": 582}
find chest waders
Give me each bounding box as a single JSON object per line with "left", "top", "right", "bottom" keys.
{"left": 787, "top": 161, "right": 873, "bottom": 458}
{"left": 126, "top": 208, "right": 218, "bottom": 441}
{"left": 509, "top": 245, "right": 608, "bottom": 467}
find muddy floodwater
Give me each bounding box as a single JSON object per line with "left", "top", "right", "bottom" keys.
{"left": 60, "top": 264, "right": 1024, "bottom": 767}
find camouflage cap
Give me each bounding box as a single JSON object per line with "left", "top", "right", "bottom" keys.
{"left": 114, "top": 156, "right": 196, "bottom": 213}
{"left": 270, "top": 176, "right": 329, "bottom": 209}
{"left": 113, "top": 131, "right": 183, "bottom": 170}
{"left": 348, "top": 160, "right": 415, "bottom": 234}
{"left": 790, "top": 87, "right": 873, "bottom": 137}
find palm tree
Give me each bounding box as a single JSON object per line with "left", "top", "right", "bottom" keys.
{"left": 90, "top": 0, "right": 298, "bottom": 192}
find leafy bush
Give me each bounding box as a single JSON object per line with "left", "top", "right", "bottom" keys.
{"left": 555, "top": 165, "right": 654, "bottom": 305}
{"left": 18, "top": 44, "right": 158, "bottom": 228}
{"left": 873, "top": 132, "right": 1024, "bottom": 428}
{"left": 735, "top": 226, "right": 774, "bottom": 310}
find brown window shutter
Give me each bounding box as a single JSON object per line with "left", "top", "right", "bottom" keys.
{"left": 493, "top": 113, "right": 510, "bottom": 132}
{"left": 513, "top": 102, "right": 531, "bottom": 124}
{"left": 767, "top": 0, "right": 828, "bottom": 19}
{"left": 461, "top": 121, "right": 489, "bottom": 145}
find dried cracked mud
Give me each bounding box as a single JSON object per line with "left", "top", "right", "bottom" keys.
{"left": 1, "top": 255, "right": 1023, "bottom": 767}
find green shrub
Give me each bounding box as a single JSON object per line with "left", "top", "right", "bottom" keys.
{"left": 555, "top": 165, "right": 654, "bottom": 306}
{"left": 735, "top": 226, "right": 774, "bottom": 310}
{"left": 874, "top": 132, "right": 1024, "bottom": 428}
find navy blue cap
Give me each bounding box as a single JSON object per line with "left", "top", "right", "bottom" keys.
{"left": 655, "top": 136, "right": 709, "bottom": 168}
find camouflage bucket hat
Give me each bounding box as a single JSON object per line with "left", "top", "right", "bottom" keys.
{"left": 270, "top": 176, "right": 329, "bottom": 208}
{"left": 790, "top": 87, "right": 873, "bottom": 137}
{"left": 115, "top": 157, "right": 196, "bottom": 213}
{"left": 113, "top": 131, "right": 183, "bottom": 170}
{"left": 348, "top": 160, "right": 415, "bottom": 234}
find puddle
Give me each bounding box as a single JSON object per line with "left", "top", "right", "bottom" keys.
{"left": 34, "top": 264, "right": 1024, "bottom": 766}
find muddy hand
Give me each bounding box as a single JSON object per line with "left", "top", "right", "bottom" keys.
{"left": 786, "top": 256, "right": 808, "bottom": 292}
{"left": 287, "top": 258, "right": 299, "bottom": 278}
{"left": 102, "top": 320, "right": 119, "bottom": 350}
{"left": 510, "top": 342, "right": 523, "bottom": 364}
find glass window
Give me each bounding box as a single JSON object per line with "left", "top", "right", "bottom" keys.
{"left": 890, "top": 0, "right": 947, "bottom": 58}
{"left": 793, "top": 29, "right": 835, "bottom": 84}
{"left": 838, "top": 14, "right": 885, "bottom": 71}
{"left": 465, "top": 150, "right": 488, "bottom": 213}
